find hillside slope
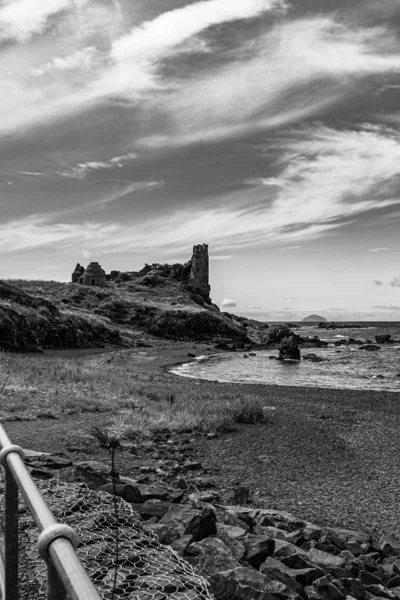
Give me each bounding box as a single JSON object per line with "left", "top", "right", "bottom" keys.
{"left": 0, "top": 265, "right": 249, "bottom": 351}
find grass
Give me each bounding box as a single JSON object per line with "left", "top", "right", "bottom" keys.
{"left": 0, "top": 348, "right": 271, "bottom": 436}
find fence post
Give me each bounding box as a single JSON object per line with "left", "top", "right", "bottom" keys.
{"left": 47, "top": 561, "right": 67, "bottom": 600}
{"left": 5, "top": 466, "right": 19, "bottom": 600}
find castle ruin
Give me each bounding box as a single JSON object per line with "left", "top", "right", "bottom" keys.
{"left": 189, "top": 244, "right": 210, "bottom": 299}
{"left": 71, "top": 244, "right": 210, "bottom": 299}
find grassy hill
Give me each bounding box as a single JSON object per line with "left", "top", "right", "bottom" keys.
{"left": 0, "top": 264, "right": 250, "bottom": 351}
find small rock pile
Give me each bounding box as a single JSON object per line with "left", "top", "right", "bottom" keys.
{"left": 2, "top": 454, "right": 400, "bottom": 600}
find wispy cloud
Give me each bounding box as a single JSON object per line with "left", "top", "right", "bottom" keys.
{"left": 111, "top": 0, "right": 287, "bottom": 62}
{"left": 3, "top": 122, "right": 400, "bottom": 255}
{"left": 369, "top": 247, "right": 389, "bottom": 252}
{"left": 3, "top": 5, "right": 400, "bottom": 143}
{"left": 248, "top": 304, "right": 262, "bottom": 309}
{"left": 373, "top": 280, "right": 383, "bottom": 286}
{"left": 138, "top": 16, "right": 400, "bottom": 148}
{"left": 209, "top": 255, "right": 232, "bottom": 260}
{"left": 57, "top": 153, "right": 138, "bottom": 179}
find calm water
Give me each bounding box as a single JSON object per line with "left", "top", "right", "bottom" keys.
{"left": 172, "top": 322, "right": 400, "bottom": 392}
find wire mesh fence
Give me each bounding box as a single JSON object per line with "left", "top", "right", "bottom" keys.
{"left": 0, "top": 475, "right": 215, "bottom": 600}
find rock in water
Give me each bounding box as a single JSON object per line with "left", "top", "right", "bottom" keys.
{"left": 279, "top": 336, "right": 300, "bottom": 361}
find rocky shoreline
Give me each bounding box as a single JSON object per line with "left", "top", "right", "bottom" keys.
{"left": 3, "top": 449, "right": 400, "bottom": 600}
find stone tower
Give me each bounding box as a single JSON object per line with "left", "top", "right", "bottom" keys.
{"left": 189, "top": 244, "right": 210, "bottom": 299}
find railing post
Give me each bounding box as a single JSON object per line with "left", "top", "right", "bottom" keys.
{"left": 5, "top": 466, "right": 19, "bottom": 600}
{"left": 47, "top": 561, "right": 67, "bottom": 600}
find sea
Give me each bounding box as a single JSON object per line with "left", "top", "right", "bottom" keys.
{"left": 171, "top": 322, "right": 400, "bottom": 393}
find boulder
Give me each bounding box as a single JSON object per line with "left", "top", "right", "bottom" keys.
{"left": 187, "top": 538, "right": 241, "bottom": 576}
{"left": 308, "top": 548, "right": 347, "bottom": 570}
{"left": 216, "top": 523, "right": 247, "bottom": 561}
{"left": 324, "top": 528, "right": 370, "bottom": 546}
{"left": 359, "top": 345, "right": 381, "bottom": 351}
{"left": 57, "top": 461, "right": 113, "bottom": 489}
{"left": 303, "top": 354, "right": 326, "bottom": 362}
{"left": 243, "top": 535, "right": 276, "bottom": 569}
{"left": 184, "top": 507, "right": 218, "bottom": 542}
{"left": 97, "top": 482, "right": 142, "bottom": 503}
{"left": 274, "top": 540, "right": 313, "bottom": 569}
{"left": 261, "top": 556, "right": 324, "bottom": 587}
{"left": 312, "top": 576, "right": 345, "bottom": 600}
{"left": 379, "top": 536, "right": 400, "bottom": 557}
{"left": 279, "top": 336, "right": 301, "bottom": 361}
{"left": 375, "top": 335, "right": 392, "bottom": 344}
{"left": 267, "top": 325, "right": 296, "bottom": 345}
{"left": 159, "top": 504, "right": 202, "bottom": 535}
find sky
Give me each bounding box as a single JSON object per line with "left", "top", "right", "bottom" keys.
{"left": 2, "top": 0, "right": 400, "bottom": 321}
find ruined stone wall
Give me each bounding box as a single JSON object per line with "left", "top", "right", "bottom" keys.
{"left": 189, "top": 244, "right": 210, "bottom": 299}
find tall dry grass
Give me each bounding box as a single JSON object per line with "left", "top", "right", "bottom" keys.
{"left": 0, "top": 350, "right": 271, "bottom": 436}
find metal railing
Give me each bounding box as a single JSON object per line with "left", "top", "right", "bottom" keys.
{"left": 0, "top": 423, "right": 101, "bottom": 600}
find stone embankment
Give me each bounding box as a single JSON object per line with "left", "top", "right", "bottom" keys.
{"left": 3, "top": 450, "right": 400, "bottom": 600}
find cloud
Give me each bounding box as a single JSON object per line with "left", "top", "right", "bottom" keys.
{"left": 369, "top": 247, "right": 389, "bottom": 252}
{"left": 111, "top": 0, "right": 287, "bottom": 61}
{"left": 329, "top": 307, "right": 348, "bottom": 311}
{"left": 373, "top": 304, "right": 400, "bottom": 310}
{"left": 4, "top": 119, "right": 400, "bottom": 256}
{"left": 373, "top": 280, "right": 383, "bottom": 286}
{"left": 209, "top": 255, "right": 232, "bottom": 260}
{"left": 281, "top": 246, "right": 302, "bottom": 251}
{"left": 57, "top": 153, "right": 138, "bottom": 179}
{"left": 139, "top": 16, "right": 400, "bottom": 148}
{"left": 389, "top": 276, "right": 400, "bottom": 288}
{"left": 0, "top": 0, "right": 82, "bottom": 43}
{"left": 31, "top": 46, "right": 97, "bottom": 76}
{"left": 248, "top": 305, "right": 262, "bottom": 309}
{"left": 220, "top": 298, "right": 237, "bottom": 308}
{"left": 4, "top": 6, "right": 400, "bottom": 143}
{"left": 0, "top": 215, "right": 118, "bottom": 252}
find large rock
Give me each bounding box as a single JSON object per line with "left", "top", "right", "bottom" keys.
{"left": 378, "top": 536, "right": 400, "bottom": 557}
{"left": 267, "top": 325, "right": 296, "bottom": 346}
{"left": 243, "top": 535, "right": 276, "bottom": 569}
{"left": 279, "top": 336, "right": 301, "bottom": 361}
{"left": 184, "top": 507, "right": 218, "bottom": 542}
{"left": 308, "top": 548, "right": 347, "bottom": 570}
{"left": 187, "top": 538, "right": 241, "bottom": 576}
{"left": 261, "top": 556, "right": 324, "bottom": 587}
{"left": 375, "top": 335, "right": 392, "bottom": 344}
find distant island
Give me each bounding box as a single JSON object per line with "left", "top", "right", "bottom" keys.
{"left": 301, "top": 314, "right": 327, "bottom": 322}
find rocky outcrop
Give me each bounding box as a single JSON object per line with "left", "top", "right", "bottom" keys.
{"left": 279, "top": 336, "right": 301, "bottom": 361}
{"left": 0, "top": 281, "right": 122, "bottom": 352}
{"left": 266, "top": 325, "right": 295, "bottom": 345}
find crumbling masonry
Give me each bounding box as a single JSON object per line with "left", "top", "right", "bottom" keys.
{"left": 189, "top": 244, "right": 210, "bottom": 299}
{"left": 71, "top": 244, "right": 211, "bottom": 299}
